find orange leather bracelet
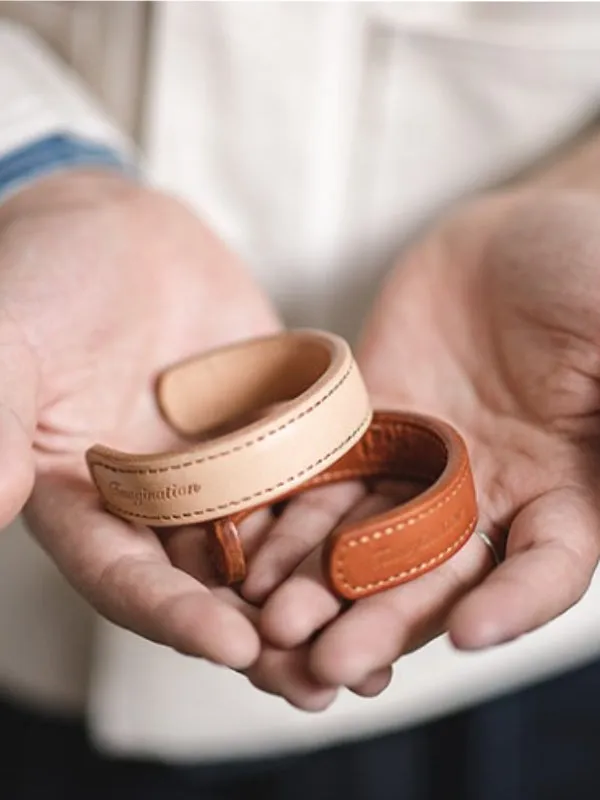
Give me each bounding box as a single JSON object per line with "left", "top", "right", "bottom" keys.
{"left": 218, "top": 410, "right": 478, "bottom": 599}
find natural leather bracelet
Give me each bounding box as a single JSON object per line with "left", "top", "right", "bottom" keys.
{"left": 86, "top": 330, "right": 372, "bottom": 540}
{"left": 216, "top": 410, "right": 478, "bottom": 600}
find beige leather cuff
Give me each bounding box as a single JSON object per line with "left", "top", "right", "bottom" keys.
{"left": 86, "top": 330, "right": 372, "bottom": 526}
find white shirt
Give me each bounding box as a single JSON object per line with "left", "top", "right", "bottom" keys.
{"left": 1, "top": 0, "right": 600, "bottom": 762}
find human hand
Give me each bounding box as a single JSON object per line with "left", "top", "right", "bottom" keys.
{"left": 0, "top": 169, "right": 283, "bottom": 671}
{"left": 243, "top": 190, "right": 600, "bottom": 694}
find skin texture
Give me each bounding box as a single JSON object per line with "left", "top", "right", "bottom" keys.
{"left": 3, "top": 159, "right": 600, "bottom": 712}
{"left": 0, "top": 170, "right": 282, "bottom": 670}
{"left": 244, "top": 189, "right": 600, "bottom": 701}
{"left": 0, "top": 169, "right": 387, "bottom": 709}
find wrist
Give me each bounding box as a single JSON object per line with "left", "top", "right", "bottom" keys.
{"left": 2, "top": 165, "right": 140, "bottom": 212}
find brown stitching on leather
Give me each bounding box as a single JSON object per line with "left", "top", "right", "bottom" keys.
{"left": 90, "top": 361, "right": 357, "bottom": 476}
{"left": 333, "top": 461, "right": 472, "bottom": 593}
{"left": 98, "top": 411, "right": 372, "bottom": 522}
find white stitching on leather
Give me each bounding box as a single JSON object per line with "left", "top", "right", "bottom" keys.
{"left": 334, "top": 462, "right": 474, "bottom": 594}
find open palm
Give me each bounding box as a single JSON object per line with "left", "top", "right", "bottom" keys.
{"left": 245, "top": 191, "right": 600, "bottom": 693}
{"left": 0, "top": 171, "right": 280, "bottom": 670}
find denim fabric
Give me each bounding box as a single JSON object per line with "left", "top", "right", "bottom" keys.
{"left": 0, "top": 133, "right": 131, "bottom": 202}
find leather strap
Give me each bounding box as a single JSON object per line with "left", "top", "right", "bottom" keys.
{"left": 212, "top": 411, "right": 478, "bottom": 600}
{"left": 86, "top": 330, "right": 372, "bottom": 526}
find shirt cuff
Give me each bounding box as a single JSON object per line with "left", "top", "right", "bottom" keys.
{"left": 0, "top": 132, "right": 135, "bottom": 204}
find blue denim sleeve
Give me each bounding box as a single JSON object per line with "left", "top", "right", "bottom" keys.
{"left": 0, "top": 132, "right": 134, "bottom": 204}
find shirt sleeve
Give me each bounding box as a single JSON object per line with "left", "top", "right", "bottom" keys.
{"left": 0, "top": 20, "right": 138, "bottom": 201}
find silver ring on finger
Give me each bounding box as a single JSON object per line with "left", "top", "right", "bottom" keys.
{"left": 476, "top": 530, "right": 503, "bottom": 567}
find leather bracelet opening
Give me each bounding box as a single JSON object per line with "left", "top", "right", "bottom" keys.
{"left": 157, "top": 334, "right": 333, "bottom": 437}
{"left": 86, "top": 329, "right": 371, "bottom": 527}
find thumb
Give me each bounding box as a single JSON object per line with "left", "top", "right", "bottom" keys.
{"left": 449, "top": 486, "right": 600, "bottom": 649}
{"left": 0, "top": 326, "right": 38, "bottom": 525}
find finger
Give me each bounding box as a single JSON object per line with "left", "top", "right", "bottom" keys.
{"left": 242, "top": 480, "right": 366, "bottom": 603}
{"left": 309, "top": 531, "right": 491, "bottom": 687}
{"left": 369, "top": 478, "right": 427, "bottom": 503}
{"left": 260, "top": 547, "right": 341, "bottom": 647}
{"left": 0, "top": 330, "right": 38, "bottom": 524}
{"left": 449, "top": 487, "right": 600, "bottom": 650}
{"left": 0, "top": 406, "right": 35, "bottom": 522}
{"left": 260, "top": 492, "right": 400, "bottom": 648}
{"left": 245, "top": 645, "right": 338, "bottom": 712}
{"left": 348, "top": 667, "right": 393, "bottom": 698}
{"left": 161, "top": 525, "right": 214, "bottom": 584}
{"left": 25, "top": 473, "right": 261, "bottom": 669}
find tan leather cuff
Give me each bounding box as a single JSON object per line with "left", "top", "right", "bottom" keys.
{"left": 86, "top": 330, "right": 372, "bottom": 526}
{"left": 219, "top": 410, "right": 478, "bottom": 599}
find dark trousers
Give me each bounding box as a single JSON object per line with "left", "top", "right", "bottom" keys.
{"left": 3, "top": 656, "right": 600, "bottom": 800}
